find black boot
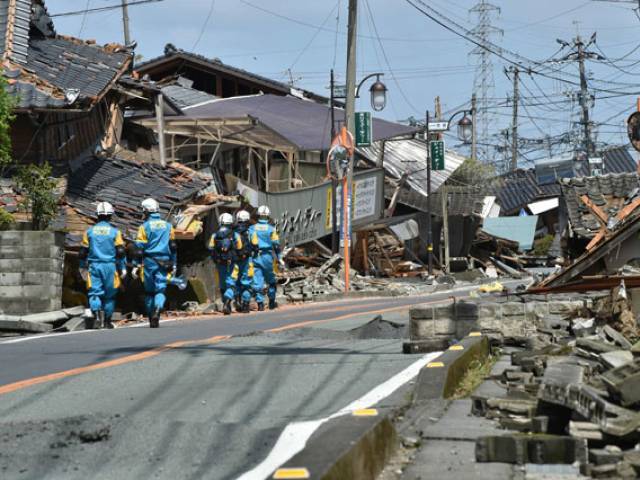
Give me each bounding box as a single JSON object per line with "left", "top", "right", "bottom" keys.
{"left": 223, "top": 299, "right": 232, "bottom": 315}
{"left": 149, "top": 308, "right": 160, "bottom": 328}
{"left": 257, "top": 302, "right": 264, "bottom": 312}
{"left": 104, "top": 317, "right": 114, "bottom": 329}
{"left": 269, "top": 299, "right": 278, "bottom": 310}
{"left": 241, "top": 302, "right": 250, "bottom": 313}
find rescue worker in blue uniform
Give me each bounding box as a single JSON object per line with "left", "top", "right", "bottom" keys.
{"left": 250, "top": 205, "right": 283, "bottom": 311}
{"left": 209, "top": 213, "right": 243, "bottom": 315}
{"left": 79, "top": 202, "right": 127, "bottom": 329}
{"left": 132, "top": 198, "right": 177, "bottom": 328}
{"left": 233, "top": 210, "right": 257, "bottom": 313}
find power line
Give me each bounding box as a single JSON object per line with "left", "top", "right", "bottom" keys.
{"left": 362, "top": 0, "right": 421, "bottom": 113}
{"left": 192, "top": 0, "right": 217, "bottom": 50}
{"left": 50, "top": 0, "right": 163, "bottom": 18}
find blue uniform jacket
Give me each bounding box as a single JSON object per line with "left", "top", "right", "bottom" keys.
{"left": 80, "top": 221, "right": 125, "bottom": 271}
{"left": 135, "top": 213, "right": 177, "bottom": 267}
{"left": 249, "top": 220, "right": 281, "bottom": 258}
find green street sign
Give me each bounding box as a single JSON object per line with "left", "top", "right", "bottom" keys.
{"left": 430, "top": 140, "right": 445, "bottom": 170}
{"left": 355, "top": 112, "right": 372, "bottom": 147}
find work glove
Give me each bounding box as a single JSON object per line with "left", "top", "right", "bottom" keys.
{"left": 131, "top": 267, "right": 139, "bottom": 280}
{"left": 171, "top": 265, "right": 177, "bottom": 277}
{"left": 278, "top": 258, "right": 286, "bottom": 270}
{"left": 79, "top": 268, "right": 88, "bottom": 283}
{"left": 120, "top": 269, "right": 127, "bottom": 281}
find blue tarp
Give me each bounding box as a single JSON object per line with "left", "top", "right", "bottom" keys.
{"left": 482, "top": 215, "right": 539, "bottom": 251}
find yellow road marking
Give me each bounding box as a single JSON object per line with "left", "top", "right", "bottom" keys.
{"left": 273, "top": 467, "right": 310, "bottom": 479}
{"left": 426, "top": 362, "right": 444, "bottom": 368}
{"left": 449, "top": 345, "right": 464, "bottom": 351}
{"left": 353, "top": 408, "right": 378, "bottom": 416}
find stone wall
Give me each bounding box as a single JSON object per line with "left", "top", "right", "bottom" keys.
{"left": 410, "top": 296, "right": 589, "bottom": 341}
{"left": 0, "top": 231, "right": 64, "bottom": 314}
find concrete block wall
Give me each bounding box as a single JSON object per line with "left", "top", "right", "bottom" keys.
{"left": 410, "top": 297, "right": 586, "bottom": 341}
{"left": 0, "top": 231, "right": 64, "bottom": 314}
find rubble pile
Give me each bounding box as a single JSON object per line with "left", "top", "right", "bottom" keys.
{"left": 471, "top": 285, "right": 640, "bottom": 477}
{"left": 282, "top": 253, "right": 442, "bottom": 302}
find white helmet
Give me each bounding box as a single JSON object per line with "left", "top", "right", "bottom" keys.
{"left": 219, "top": 213, "right": 233, "bottom": 226}
{"left": 96, "top": 202, "right": 114, "bottom": 217}
{"left": 236, "top": 210, "right": 251, "bottom": 223}
{"left": 257, "top": 205, "right": 271, "bottom": 218}
{"left": 141, "top": 198, "right": 159, "bottom": 214}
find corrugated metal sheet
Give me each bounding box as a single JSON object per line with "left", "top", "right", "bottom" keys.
{"left": 161, "top": 84, "right": 217, "bottom": 109}
{"left": 359, "top": 139, "right": 465, "bottom": 213}
{"left": 483, "top": 215, "right": 539, "bottom": 251}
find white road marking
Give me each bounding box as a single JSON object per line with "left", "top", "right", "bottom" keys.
{"left": 237, "top": 350, "right": 442, "bottom": 480}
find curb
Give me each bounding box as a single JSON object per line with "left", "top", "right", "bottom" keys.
{"left": 412, "top": 334, "right": 490, "bottom": 403}
{"left": 271, "top": 408, "right": 396, "bottom": 480}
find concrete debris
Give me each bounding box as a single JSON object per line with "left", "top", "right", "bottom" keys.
{"left": 424, "top": 286, "right": 640, "bottom": 474}
{"left": 0, "top": 306, "right": 97, "bottom": 335}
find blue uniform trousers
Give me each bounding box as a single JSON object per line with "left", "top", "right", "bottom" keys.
{"left": 235, "top": 259, "right": 253, "bottom": 303}
{"left": 88, "top": 262, "right": 119, "bottom": 320}
{"left": 216, "top": 263, "right": 237, "bottom": 301}
{"left": 142, "top": 256, "right": 170, "bottom": 316}
{"left": 253, "top": 252, "right": 276, "bottom": 304}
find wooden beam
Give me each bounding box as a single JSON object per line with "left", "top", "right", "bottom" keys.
{"left": 579, "top": 194, "right": 608, "bottom": 226}
{"left": 154, "top": 93, "right": 167, "bottom": 168}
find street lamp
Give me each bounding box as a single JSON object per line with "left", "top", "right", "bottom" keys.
{"left": 456, "top": 113, "right": 473, "bottom": 144}
{"left": 355, "top": 73, "right": 387, "bottom": 112}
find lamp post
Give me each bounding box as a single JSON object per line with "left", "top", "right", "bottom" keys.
{"left": 425, "top": 108, "right": 474, "bottom": 276}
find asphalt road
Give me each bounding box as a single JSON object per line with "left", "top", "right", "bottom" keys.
{"left": 0, "top": 282, "right": 522, "bottom": 480}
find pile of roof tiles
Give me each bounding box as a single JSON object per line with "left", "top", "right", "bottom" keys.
{"left": 64, "top": 154, "right": 210, "bottom": 245}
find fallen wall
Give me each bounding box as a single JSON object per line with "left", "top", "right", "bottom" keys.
{"left": 0, "top": 231, "right": 64, "bottom": 314}
{"left": 410, "top": 296, "right": 588, "bottom": 341}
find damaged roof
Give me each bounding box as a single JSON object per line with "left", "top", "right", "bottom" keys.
{"left": 161, "top": 84, "right": 218, "bottom": 110}
{"left": 65, "top": 155, "right": 210, "bottom": 245}
{"left": 151, "top": 93, "right": 416, "bottom": 152}
{"left": 358, "top": 139, "right": 465, "bottom": 213}
{"left": 1, "top": 0, "right": 132, "bottom": 110}
{"left": 493, "top": 169, "right": 560, "bottom": 215}
{"left": 493, "top": 147, "right": 637, "bottom": 215}
{"left": 560, "top": 173, "right": 640, "bottom": 239}
{"left": 136, "top": 47, "right": 331, "bottom": 104}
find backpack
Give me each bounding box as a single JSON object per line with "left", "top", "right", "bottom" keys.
{"left": 213, "top": 228, "right": 234, "bottom": 264}
{"left": 235, "top": 226, "right": 254, "bottom": 261}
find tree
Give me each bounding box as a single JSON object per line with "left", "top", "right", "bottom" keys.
{"left": 16, "top": 163, "right": 58, "bottom": 230}
{"left": 0, "top": 75, "right": 15, "bottom": 176}
{"left": 448, "top": 156, "right": 495, "bottom": 186}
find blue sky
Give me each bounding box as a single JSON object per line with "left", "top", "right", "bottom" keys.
{"left": 50, "top": 0, "right": 640, "bottom": 167}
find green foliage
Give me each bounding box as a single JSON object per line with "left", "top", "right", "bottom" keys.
{"left": 533, "top": 234, "right": 555, "bottom": 256}
{"left": 0, "top": 76, "right": 16, "bottom": 176}
{"left": 448, "top": 156, "right": 495, "bottom": 186}
{"left": 0, "top": 207, "right": 14, "bottom": 230}
{"left": 16, "top": 163, "right": 58, "bottom": 230}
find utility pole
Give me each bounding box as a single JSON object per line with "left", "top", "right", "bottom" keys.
{"left": 343, "top": 0, "right": 358, "bottom": 291}
{"left": 434, "top": 96, "right": 448, "bottom": 272}
{"left": 576, "top": 36, "right": 592, "bottom": 159}
{"left": 330, "top": 69, "right": 338, "bottom": 255}
{"left": 508, "top": 66, "right": 519, "bottom": 171}
{"left": 426, "top": 110, "right": 433, "bottom": 276}
{"left": 121, "top": 0, "right": 131, "bottom": 45}
{"left": 471, "top": 93, "right": 477, "bottom": 163}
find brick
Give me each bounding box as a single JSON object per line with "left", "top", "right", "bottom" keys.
{"left": 0, "top": 286, "right": 25, "bottom": 298}
{"left": 0, "top": 272, "right": 22, "bottom": 286}
{"left": 0, "top": 231, "right": 23, "bottom": 246}
{"left": 500, "top": 302, "right": 526, "bottom": 317}
{"left": 23, "top": 271, "right": 62, "bottom": 286}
